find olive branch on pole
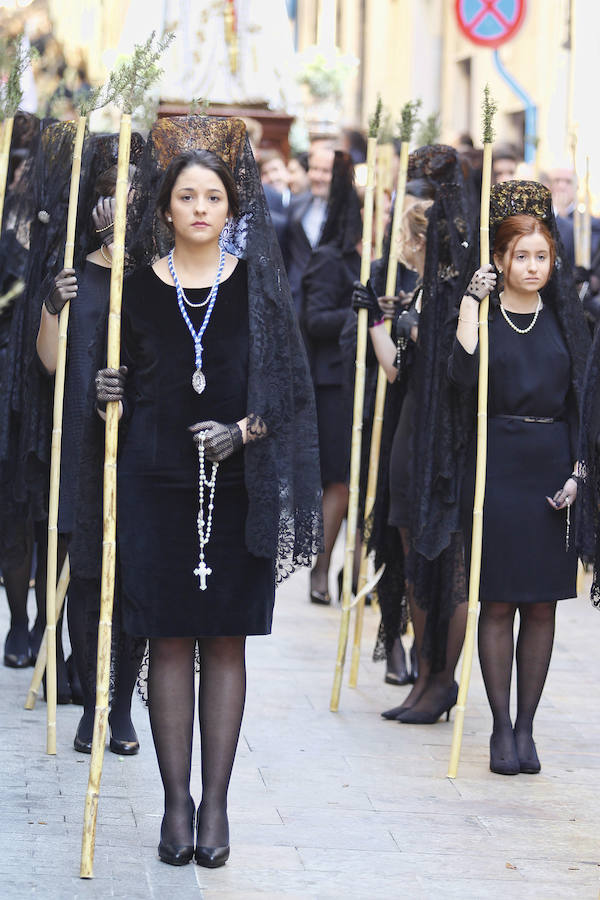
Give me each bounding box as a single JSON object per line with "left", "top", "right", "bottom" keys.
{"left": 0, "top": 35, "right": 38, "bottom": 230}
{"left": 448, "top": 84, "right": 497, "bottom": 780}
{"left": 80, "top": 30, "right": 175, "bottom": 880}
{"left": 330, "top": 96, "right": 381, "bottom": 711}
{"left": 347, "top": 97, "right": 421, "bottom": 687}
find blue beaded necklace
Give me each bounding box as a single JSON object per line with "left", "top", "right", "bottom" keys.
{"left": 168, "top": 246, "right": 226, "bottom": 394}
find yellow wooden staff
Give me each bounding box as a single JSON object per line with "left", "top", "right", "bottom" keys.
{"left": 45, "top": 115, "right": 87, "bottom": 755}
{"left": 348, "top": 101, "right": 420, "bottom": 688}
{"left": 448, "top": 85, "right": 497, "bottom": 779}
{"left": 330, "top": 98, "right": 381, "bottom": 712}
{"left": 80, "top": 32, "right": 174, "bottom": 879}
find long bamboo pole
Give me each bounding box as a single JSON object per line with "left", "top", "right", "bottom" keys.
{"left": 45, "top": 115, "right": 86, "bottom": 755}
{"left": 348, "top": 139, "right": 410, "bottom": 687}
{"left": 447, "top": 139, "right": 493, "bottom": 780}
{"left": 330, "top": 130, "right": 377, "bottom": 712}
{"left": 0, "top": 116, "right": 14, "bottom": 232}
{"left": 24, "top": 556, "right": 70, "bottom": 709}
{"left": 80, "top": 112, "right": 131, "bottom": 880}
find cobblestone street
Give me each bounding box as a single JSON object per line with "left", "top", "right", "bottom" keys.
{"left": 1, "top": 563, "right": 599, "bottom": 898}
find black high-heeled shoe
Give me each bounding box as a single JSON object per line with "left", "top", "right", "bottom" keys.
{"left": 158, "top": 799, "right": 195, "bottom": 866}
{"left": 489, "top": 730, "right": 520, "bottom": 776}
{"left": 397, "top": 681, "right": 458, "bottom": 724}
{"left": 194, "top": 809, "right": 230, "bottom": 868}
{"left": 108, "top": 715, "right": 140, "bottom": 755}
{"left": 384, "top": 636, "right": 411, "bottom": 686}
{"left": 514, "top": 730, "right": 541, "bottom": 774}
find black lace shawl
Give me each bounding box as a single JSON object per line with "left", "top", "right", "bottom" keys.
{"left": 83, "top": 115, "right": 323, "bottom": 582}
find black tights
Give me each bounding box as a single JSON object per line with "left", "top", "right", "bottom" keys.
{"left": 478, "top": 600, "right": 556, "bottom": 757}
{"left": 67, "top": 575, "right": 142, "bottom": 742}
{"left": 148, "top": 635, "right": 246, "bottom": 849}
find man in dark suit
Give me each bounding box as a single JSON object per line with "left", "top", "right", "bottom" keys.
{"left": 284, "top": 142, "right": 335, "bottom": 315}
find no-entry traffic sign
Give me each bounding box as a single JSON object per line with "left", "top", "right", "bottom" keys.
{"left": 455, "top": 0, "right": 526, "bottom": 48}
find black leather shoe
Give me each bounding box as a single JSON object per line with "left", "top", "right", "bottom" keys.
{"left": 109, "top": 735, "right": 140, "bottom": 756}
{"left": 514, "top": 731, "right": 541, "bottom": 774}
{"left": 158, "top": 838, "right": 194, "bottom": 866}
{"left": 194, "top": 845, "right": 230, "bottom": 868}
{"left": 158, "top": 801, "right": 195, "bottom": 866}
{"left": 397, "top": 681, "right": 459, "bottom": 725}
{"left": 73, "top": 733, "right": 93, "bottom": 754}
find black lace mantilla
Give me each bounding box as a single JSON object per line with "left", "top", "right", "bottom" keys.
{"left": 125, "top": 115, "right": 323, "bottom": 580}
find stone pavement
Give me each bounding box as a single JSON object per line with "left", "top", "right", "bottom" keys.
{"left": 1, "top": 563, "right": 600, "bottom": 899}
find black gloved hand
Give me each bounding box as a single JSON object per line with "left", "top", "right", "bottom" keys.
{"left": 189, "top": 420, "right": 244, "bottom": 462}
{"left": 44, "top": 268, "right": 77, "bottom": 315}
{"left": 464, "top": 264, "right": 497, "bottom": 302}
{"left": 351, "top": 280, "right": 384, "bottom": 327}
{"left": 92, "top": 196, "right": 116, "bottom": 246}
{"left": 395, "top": 307, "right": 420, "bottom": 341}
{"left": 95, "top": 365, "right": 128, "bottom": 409}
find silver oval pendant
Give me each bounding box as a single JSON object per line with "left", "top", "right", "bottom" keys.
{"left": 192, "top": 368, "right": 206, "bottom": 394}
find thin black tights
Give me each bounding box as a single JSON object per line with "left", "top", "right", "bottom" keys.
{"left": 478, "top": 600, "right": 556, "bottom": 758}
{"left": 148, "top": 635, "right": 246, "bottom": 849}
{"left": 3, "top": 542, "right": 33, "bottom": 657}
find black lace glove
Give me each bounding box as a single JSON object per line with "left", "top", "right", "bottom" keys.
{"left": 189, "top": 420, "right": 244, "bottom": 462}
{"left": 92, "top": 196, "right": 115, "bottom": 246}
{"left": 44, "top": 268, "right": 77, "bottom": 315}
{"left": 464, "top": 264, "right": 496, "bottom": 302}
{"left": 395, "top": 307, "right": 420, "bottom": 341}
{"left": 95, "top": 366, "right": 128, "bottom": 410}
{"left": 351, "top": 280, "right": 384, "bottom": 327}
{"left": 573, "top": 265, "right": 591, "bottom": 284}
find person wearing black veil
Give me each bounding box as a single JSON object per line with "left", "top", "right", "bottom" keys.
{"left": 0, "top": 112, "right": 46, "bottom": 668}
{"left": 35, "top": 132, "right": 146, "bottom": 754}
{"left": 94, "top": 116, "right": 322, "bottom": 868}
{"left": 353, "top": 146, "right": 474, "bottom": 723}
{"left": 302, "top": 150, "right": 363, "bottom": 605}
{"left": 0, "top": 116, "right": 80, "bottom": 682}
{"left": 449, "top": 181, "right": 589, "bottom": 775}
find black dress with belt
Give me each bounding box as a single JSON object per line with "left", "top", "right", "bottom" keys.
{"left": 117, "top": 259, "right": 275, "bottom": 638}
{"left": 449, "top": 303, "right": 578, "bottom": 604}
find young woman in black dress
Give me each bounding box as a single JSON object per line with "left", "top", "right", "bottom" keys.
{"left": 95, "top": 126, "right": 321, "bottom": 869}
{"left": 449, "top": 181, "right": 590, "bottom": 775}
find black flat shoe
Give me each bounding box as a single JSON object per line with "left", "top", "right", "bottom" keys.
{"left": 4, "top": 626, "right": 31, "bottom": 668}
{"left": 397, "top": 681, "right": 458, "bottom": 725}
{"left": 158, "top": 801, "right": 195, "bottom": 866}
{"left": 194, "top": 845, "right": 230, "bottom": 868}
{"left": 489, "top": 731, "right": 520, "bottom": 775}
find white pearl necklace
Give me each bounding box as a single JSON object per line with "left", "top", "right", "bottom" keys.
{"left": 193, "top": 433, "right": 219, "bottom": 591}
{"left": 499, "top": 292, "right": 542, "bottom": 334}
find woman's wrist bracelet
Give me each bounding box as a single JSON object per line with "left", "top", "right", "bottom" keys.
{"left": 95, "top": 222, "right": 114, "bottom": 233}
{"left": 569, "top": 472, "right": 583, "bottom": 485}
{"left": 458, "top": 317, "right": 479, "bottom": 326}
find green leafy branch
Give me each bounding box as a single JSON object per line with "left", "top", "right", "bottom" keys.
{"left": 1, "top": 35, "right": 38, "bottom": 121}
{"left": 97, "top": 31, "right": 175, "bottom": 116}
{"left": 368, "top": 95, "right": 382, "bottom": 139}
{"left": 398, "top": 99, "right": 421, "bottom": 143}
{"left": 482, "top": 83, "right": 497, "bottom": 145}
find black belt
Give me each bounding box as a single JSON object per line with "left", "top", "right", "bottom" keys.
{"left": 493, "top": 414, "right": 560, "bottom": 424}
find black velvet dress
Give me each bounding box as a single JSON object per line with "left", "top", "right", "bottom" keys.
{"left": 117, "top": 260, "right": 275, "bottom": 638}
{"left": 449, "top": 304, "right": 578, "bottom": 604}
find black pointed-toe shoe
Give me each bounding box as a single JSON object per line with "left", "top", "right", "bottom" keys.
{"left": 194, "top": 844, "right": 230, "bottom": 868}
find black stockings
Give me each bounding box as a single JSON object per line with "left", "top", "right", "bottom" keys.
{"left": 478, "top": 600, "right": 556, "bottom": 756}
{"left": 148, "top": 635, "right": 246, "bottom": 849}
{"left": 67, "top": 576, "right": 142, "bottom": 742}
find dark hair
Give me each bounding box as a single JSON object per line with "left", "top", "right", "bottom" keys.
{"left": 94, "top": 164, "right": 136, "bottom": 198}
{"left": 156, "top": 149, "right": 240, "bottom": 230}
{"left": 291, "top": 151, "right": 309, "bottom": 172}
{"left": 493, "top": 214, "right": 555, "bottom": 281}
